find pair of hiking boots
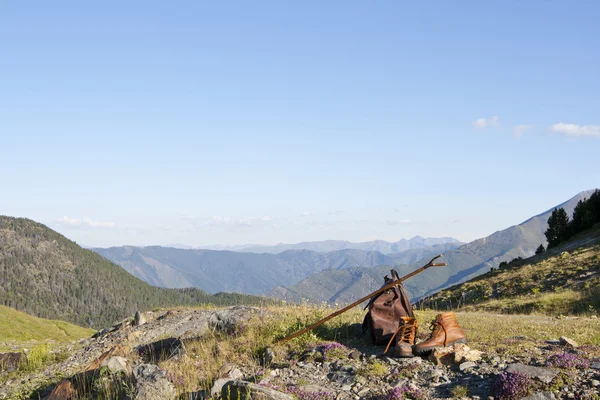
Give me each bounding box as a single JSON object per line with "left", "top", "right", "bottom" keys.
{"left": 390, "top": 312, "right": 467, "bottom": 357}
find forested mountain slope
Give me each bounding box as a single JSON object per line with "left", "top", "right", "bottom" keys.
{"left": 0, "top": 216, "right": 268, "bottom": 329}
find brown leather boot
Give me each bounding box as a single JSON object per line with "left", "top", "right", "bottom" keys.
{"left": 384, "top": 317, "right": 418, "bottom": 358}
{"left": 413, "top": 312, "right": 467, "bottom": 356}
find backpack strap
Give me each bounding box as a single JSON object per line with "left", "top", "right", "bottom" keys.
{"left": 391, "top": 269, "right": 415, "bottom": 318}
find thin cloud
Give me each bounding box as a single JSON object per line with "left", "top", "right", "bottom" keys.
{"left": 58, "top": 216, "right": 116, "bottom": 229}
{"left": 472, "top": 116, "right": 499, "bottom": 129}
{"left": 205, "top": 215, "right": 275, "bottom": 227}
{"left": 386, "top": 219, "right": 411, "bottom": 226}
{"left": 551, "top": 123, "right": 600, "bottom": 137}
{"left": 512, "top": 124, "right": 534, "bottom": 138}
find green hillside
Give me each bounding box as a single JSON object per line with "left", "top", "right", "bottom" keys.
{"left": 0, "top": 305, "right": 94, "bottom": 350}
{"left": 419, "top": 224, "right": 600, "bottom": 315}
{"left": 0, "top": 216, "right": 271, "bottom": 329}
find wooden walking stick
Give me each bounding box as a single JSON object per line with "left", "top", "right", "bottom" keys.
{"left": 278, "top": 255, "right": 447, "bottom": 343}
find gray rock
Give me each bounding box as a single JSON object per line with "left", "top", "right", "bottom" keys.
{"left": 133, "top": 363, "right": 177, "bottom": 400}
{"left": 211, "top": 378, "right": 231, "bottom": 397}
{"left": 341, "top": 385, "right": 352, "bottom": 391}
{"left": 422, "top": 368, "right": 449, "bottom": 383}
{"left": 222, "top": 380, "right": 294, "bottom": 400}
{"left": 559, "top": 337, "right": 578, "bottom": 348}
{"left": 459, "top": 361, "right": 477, "bottom": 371}
{"left": 100, "top": 356, "right": 128, "bottom": 374}
{"left": 505, "top": 363, "right": 558, "bottom": 384}
{"left": 385, "top": 357, "right": 399, "bottom": 365}
{"left": 209, "top": 306, "right": 262, "bottom": 334}
{"left": 228, "top": 368, "right": 244, "bottom": 380}
{"left": 523, "top": 392, "right": 557, "bottom": 400}
{"left": 591, "top": 362, "right": 600, "bottom": 370}
{"left": 401, "top": 357, "right": 423, "bottom": 365}
{"left": 134, "top": 311, "right": 146, "bottom": 326}
{"left": 299, "top": 385, "right": 332, "bottom": 393}
{"left": 592, "top": 380, "right": 600, "bottom": 387}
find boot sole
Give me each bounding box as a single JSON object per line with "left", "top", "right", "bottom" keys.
{"left": 413, "top": 338, "right": 468, "bottom": 356}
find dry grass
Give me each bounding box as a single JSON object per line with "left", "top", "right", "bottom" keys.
{"left": 156, "top": 304, "right": 600, "bottom": 395}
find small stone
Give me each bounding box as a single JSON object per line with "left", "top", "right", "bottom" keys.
{"left": 348, "top": 350, "right": 362, "bottom": 360}
{"left": 591, "top": 380, "right": 600, "bottom": 387}
{"left": 228, "top": 368, "right": 243, "bottom": 380}
{"left": 459, "top": 361, "right": 477, "bottom": 371}
{"left": 341, "top": 385, "right": 352, "bottom": 391}
{"left": 429, "top": 347, "right": 455, "bottom": 366}
{"left": 269, "top": 370, "right": 278, "bottom": 377}
{"left": 591, "top": 362, "right": 600, "bottom": 370}
{"left": 522, "top": 392, "right": 556, "bottom": 400}
{"left": 455, "top": 345, "right": 483, "bottom": 363}
{"left": 422, "top": 369, "right": 448, "bottom": 383}
{"left": 385, "top": 357, "right": 399, "bottom": 365}
{"left": 222, "top": 380, "right": 294, "bottom": 400}
{"left": 357, "top": 388, "right": 370, "bottom": 396}
{"left": 101, "top": 356, "right": 128, "bottom": 374}
{"left": 133, "top": 364, "right": 177, "bottom": 400}
{"left": 505, "top": 363, "right": 558, "bottom": 384}
{"left": 559, "top": 337, "right": 578, "bottom": 348}
{"left": 134, "top": 311, "right": 146, "bottom": 326}
{"left": 402, "top": 357, "right": 423, "bottom": 365}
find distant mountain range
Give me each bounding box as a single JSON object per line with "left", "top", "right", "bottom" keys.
{"left": 271, "top": 190, "right": 597, "bottom": 304}
{"left": 93, "top": 242, "right": 461, "bottom": 295}
{"left": 192, "top": 236, "right": 463, "bottom": 254}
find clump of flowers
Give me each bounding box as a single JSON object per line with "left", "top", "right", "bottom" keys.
{"left": 166, "top": 370, "right": 186, "bottom": 387}
{"left": 287, "top": 385, "right": 336, "bottom": 400}
{"left": 493, "top": 372, "right": 533, "bottom": 400}
{"left": 388, "top": 385, "right": 427, "bottom": 400}
{"left": 319, "top": 342, "right": 347, "bottom": 359}
{"left": 547, "top": 353, "right": 590, "bottom": 369}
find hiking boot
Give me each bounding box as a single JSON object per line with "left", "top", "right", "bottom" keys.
{"left": 384, "top": 317, "right": 418, "bottom": 358}
{"left": 413, "top": 312, "right": 467, "bottom": 356}
{"left": 395, "top": 317, "right": 418, "bottom": 358}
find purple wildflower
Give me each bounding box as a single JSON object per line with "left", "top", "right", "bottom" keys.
{"left": 287, "top": 386, "right": 336, "bottom": 400}
{"left": 166, "top": 370, "right": 186, "bottom": 387}
{"left": 320, "top": 342, "right": 346, "bottom": 353}
{"left": 493, "top": 372, "right": 533, "bottom": 400}
{"left": 388, "top": 385, "right": 427, "bottom": 400}
{"left": 547, "top": 353, "right": 590, "bottom": 369}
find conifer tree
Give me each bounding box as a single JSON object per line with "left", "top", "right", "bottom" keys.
{"left": 544, "top": 208, "right": 570, "bottom": 248}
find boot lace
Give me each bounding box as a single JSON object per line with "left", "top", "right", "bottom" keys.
{"left": 383, "top": 319, "right": 417, "bottom": 354}
{"left": 399, "top": 321, "right": 416, "bottom": 344}
{"left": 427, "top": 317, "right": 448, "bottom": 345}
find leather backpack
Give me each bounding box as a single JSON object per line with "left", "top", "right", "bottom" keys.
{"left": 362, "top": 269, "right": 414, "bottom": 345}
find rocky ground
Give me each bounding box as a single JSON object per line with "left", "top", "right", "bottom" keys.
{"left": 1, "top": 306, "right": 599, "bottom": 400}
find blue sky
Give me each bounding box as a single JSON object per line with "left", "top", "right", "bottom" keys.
{"left": 1, "top": 1, "right": 599, "bottom": 247}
